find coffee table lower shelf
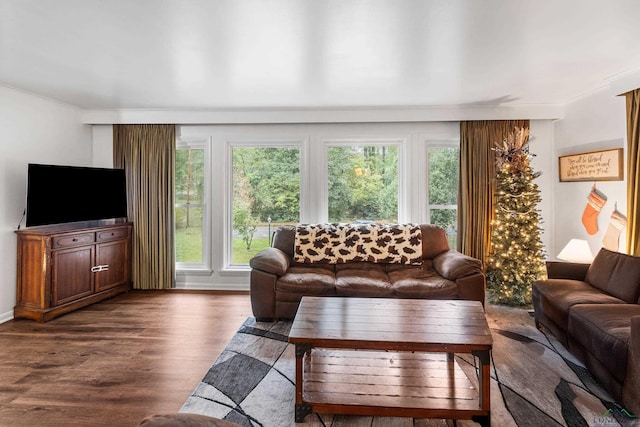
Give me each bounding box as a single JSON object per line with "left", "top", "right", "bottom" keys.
{"left": 295, "top": 348, "right": 489, "bottom": 424}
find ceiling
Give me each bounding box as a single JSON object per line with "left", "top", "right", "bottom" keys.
{"left": 2, "top": 0, "right": 640, "bottom": 111}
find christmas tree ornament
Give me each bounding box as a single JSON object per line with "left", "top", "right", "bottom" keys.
{"left": 486, "top": 127, "right": 546, "bottom": 306}
{"left": 602, "top": 208, "right": 627, "bottom": 251}
{"left": 581, "top": 185, "right": 607, "bottom": 235}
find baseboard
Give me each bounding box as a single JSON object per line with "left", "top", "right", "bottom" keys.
{"left": 0, "top": 309, "right": 14, "bottom": 324}
{"left": 173, "top": 282, "right": 250, "bottom": 292}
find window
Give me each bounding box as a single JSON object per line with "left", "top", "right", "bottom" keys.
{"left": 327, "top": 143, "right": 400, "bottom": 223}
{"left": 230, "top": 145, "right": 301, "bottom": 265}
{"left": 427, "top": 145, "right": 459, "bottom": 248}
{"left": 175, "top": 141, "right": 209, "bottom": 270}
{"left": 174, "top": 126, "right": 461, "bottom": 277}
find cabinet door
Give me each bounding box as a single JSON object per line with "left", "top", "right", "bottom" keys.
{"left": 51, "top": 246, "right": 94, "bottom": 306}
{"left": 95, "top": 239, "right": 130, "bottom": 292}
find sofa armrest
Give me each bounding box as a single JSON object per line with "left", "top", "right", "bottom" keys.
{"left": 433, "top": 249, "right": 483, "bottom": 280}
{"left": 456, "top": 272, "right": 486, "bottom": 307}
{"left": 249, "top": 247, "right": 291, "bottom": 276}
{"left": 623, "top": 315, "right": 640, "bottom": 416}
{"left": 250, "top": 269, "right": 278, "bottom": 321}
{"left": 545, "top": 261, "right": 589, "bottom": 281}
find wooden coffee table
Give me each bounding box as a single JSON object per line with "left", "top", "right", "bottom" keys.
{"left": 288, "top": 297, "right": 493, "bottom": 426}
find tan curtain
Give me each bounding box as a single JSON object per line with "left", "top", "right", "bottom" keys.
{"left": 626, "top": 89, "right": 640, "bottom": 255}
{"left": 113, "top": 124, "right": 175, "bottom": 289}
{"left": 458, "top": 120, "right": 530, "bottom": 265}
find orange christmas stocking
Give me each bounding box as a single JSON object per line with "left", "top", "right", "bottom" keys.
{"left": 602, "top": 209, "right": 627, "bottom": 251}
{"left": 581, "top": 186, "right": 607, "bottom": 235}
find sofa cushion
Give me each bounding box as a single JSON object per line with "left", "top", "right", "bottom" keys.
{"left": 389, "top": 267, "right": 457, "bottom": 299}
{"left": 276, "top": 267, "right": 336, "bottom": 294}
{"left": 272, "top": 225, "right": 296, "bottom": 258}
{"left": 387, "top": 260, "right": 433, "bottom": 271}
{"left": 419, "top": 224, "right": 450, "bottom": 259}
{"left": 568, "top": 304, "right": 640, "bottom": 385}
{"left": 291, "top": 261, "right": 335, "bottom": 271}
{"left": 335, "top": 269, "right": 394, "bottom": 297}
{"left": 585, "top": 248, "right": 640, "bottom": 303}
{"left": 335, "top": 262, "right": 384, "bottom": 272}
{"left": 532, "top": 279, "right": 626, "bottom": 332}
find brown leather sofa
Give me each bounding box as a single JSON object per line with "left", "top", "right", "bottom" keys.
{"left": 532, "top": 248, "right": 640, "bottom": 416}
{"left": 249, "top": 224, "right": 485, "bottom": 321}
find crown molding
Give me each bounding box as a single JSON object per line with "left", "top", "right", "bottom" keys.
{"left": 607, "top": 66, "right": 640, "bottom": 96}
{"left": 81, "top": 104, "right": 564, "bottom": 125}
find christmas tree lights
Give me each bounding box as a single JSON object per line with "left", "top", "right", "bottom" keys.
{"left": 486, "top": 127, "right": 546, "bottom": 305}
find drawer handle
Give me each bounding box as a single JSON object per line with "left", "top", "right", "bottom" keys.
{"left": 90, "top": 265, "right": 110, "bottom": 273}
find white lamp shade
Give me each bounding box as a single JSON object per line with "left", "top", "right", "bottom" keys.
{"left": 557, "top": 239, "right": 594, "bottom": 263}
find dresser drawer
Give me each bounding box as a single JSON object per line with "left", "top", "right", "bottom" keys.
{"left": 52, "top": 232, "right": 95, "bottom": 249}
{"left": 97, "top": 226, "right": 130, "bottom": 242}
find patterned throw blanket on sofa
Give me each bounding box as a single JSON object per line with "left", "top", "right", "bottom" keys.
{"left": 294, "top": 223, "right": 422, "bottom": 264}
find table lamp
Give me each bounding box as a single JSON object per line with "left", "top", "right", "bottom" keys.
{"left": 557, "top": 239, "right": 594, "bottom": 263}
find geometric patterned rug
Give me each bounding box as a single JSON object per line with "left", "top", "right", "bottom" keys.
{"left": 180, "top": 304, "right": 638, "bottom": 426}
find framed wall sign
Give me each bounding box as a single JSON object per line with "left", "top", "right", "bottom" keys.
{"left": 559, "top": 148, "right": 623, "bottom": 182}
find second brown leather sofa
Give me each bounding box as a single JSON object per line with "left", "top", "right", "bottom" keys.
{"left": 532, "top": 248, "right": 640, "bottom": 416}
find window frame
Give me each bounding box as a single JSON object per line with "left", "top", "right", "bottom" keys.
{"left": 223, "top": 138, "right": 307, "bottom": 271}
{"left": 175, "top": 138, "right": 211, "bottom": 273}
{"left": 174, "top": 131, "right": 461, "bottom": 274}
{"left": 425, "top": 139, "right": 460, "bottom": 246}
{"left": 320, "top": 138, "right": 407, "bottom": 224}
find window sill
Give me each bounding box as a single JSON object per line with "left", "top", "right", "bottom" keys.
{"left": 219, "top": 266, "right": 251, "bottom": 275}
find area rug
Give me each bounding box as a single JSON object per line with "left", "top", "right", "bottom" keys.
{"left": 180, "top": 305, "right": 638, "bottom": 426}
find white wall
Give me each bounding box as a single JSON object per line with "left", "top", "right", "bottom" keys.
{"left": 529, "top": 120, "right": 555, "bottom": 258}
{"left": 0, "top": 86, "right": 92, "bottom": 323}
{"left": 92, "top": 125, "right": 114, "bottom": 168}
{"left": 553, "top": 88, "right": 627, "bottom": 258}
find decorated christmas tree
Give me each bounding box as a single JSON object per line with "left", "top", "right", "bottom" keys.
{"left": 486, "top": 127, "right": 546, "bottom": 305}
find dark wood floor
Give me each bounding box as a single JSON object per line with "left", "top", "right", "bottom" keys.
{"left": 0, "top": 290, "right": 253, "bottom": 427}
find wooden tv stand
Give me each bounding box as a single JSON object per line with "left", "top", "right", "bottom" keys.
{"left": 15, "top": 220, "right": 133, "bottom": 322}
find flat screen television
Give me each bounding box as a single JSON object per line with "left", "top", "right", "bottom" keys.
{"left": 26, "top": 163, "right": 128, "bottom": 227}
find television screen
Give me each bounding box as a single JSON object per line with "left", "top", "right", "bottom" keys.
{"left": 26, "top": 164, "right": 128, "bottom": 227}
